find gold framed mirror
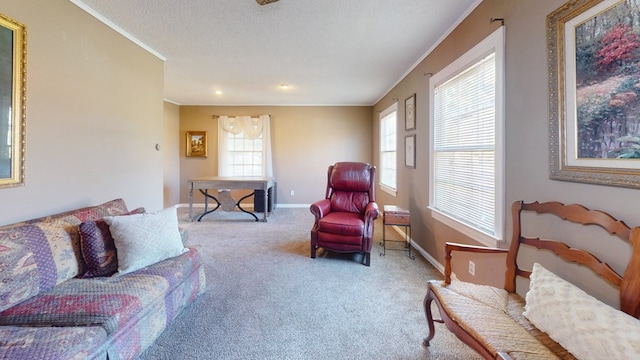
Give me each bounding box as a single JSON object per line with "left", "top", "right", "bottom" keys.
{"left": 0, "top": 14, "right": 26, "bottom": 188}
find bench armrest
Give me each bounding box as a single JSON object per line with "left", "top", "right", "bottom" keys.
{"left": 444, "top": 242, "right": 508, "bottom": 284}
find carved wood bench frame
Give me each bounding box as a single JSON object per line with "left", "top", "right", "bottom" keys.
{"left": 423, "top": 200, "right": 640, "bottom": 359}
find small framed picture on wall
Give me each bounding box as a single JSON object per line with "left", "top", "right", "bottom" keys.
{"left": 405, "top": 134, "right": 416, "bottom": 168}
{"left": 186, "top": 131, "right": 207, "bottom": 157}
{"left": 405, "top": 94, "right": 416, "bottom": 131}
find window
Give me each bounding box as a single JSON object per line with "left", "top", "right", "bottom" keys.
{"left": 429, "top": 27, "right": 505, "bottom": 246}
{"left": 218, "top": 115, "right": 273, "bottom": 177}
{"left": 225, "top": 131, "right": 263, "bottom": 176}
{"left": 379, "top": 103, "right": 397, "bottom": 195}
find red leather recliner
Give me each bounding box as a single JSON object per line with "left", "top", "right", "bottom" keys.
{"left": 310, "top": 162, "right": 380, "bottom": 266}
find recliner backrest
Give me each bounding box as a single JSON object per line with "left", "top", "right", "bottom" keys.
{"left": 326, "top": 162, "right": 375, "bottom": 214}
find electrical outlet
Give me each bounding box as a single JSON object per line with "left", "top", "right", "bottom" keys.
{"left": 468, "top": 260, "right": 476, "bottom": 276}
{"left": 290, "top": 190, "right": 295, "bottom": 196}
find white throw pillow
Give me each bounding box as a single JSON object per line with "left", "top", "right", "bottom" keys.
{"left": 104, "top": 206, "right": 187, "bottom": 275}
{"left": 524, "top": 263, "right": 640, "bottom": 360}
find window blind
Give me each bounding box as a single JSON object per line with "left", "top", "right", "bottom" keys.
{"left": 433, "top": 53, "right": 496, "bottom": 235}
{"left": 379, "top": 107, "right": 397, "bottom": 190}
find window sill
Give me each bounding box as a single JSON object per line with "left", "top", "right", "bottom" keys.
{"left": 429, "top": 208, "right": 501, "bottom": 248}
{"left": 379, "top": 184, "right": 397, "bottom": 197}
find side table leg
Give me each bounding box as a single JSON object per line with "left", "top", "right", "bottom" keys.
{"left": 407, "top": 225, "right": 415, "bottom": 260}
{"left": 380, "top": 222, "right": 387, "bottom": 256}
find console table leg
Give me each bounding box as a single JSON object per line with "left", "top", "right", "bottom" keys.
{"left": 196, "top": 189, "right": 221, "bottom": 221}
{"left": 263, "top": 188, "right": 269, "bottom": 222}
{"left": 189, "top": 187, "right": 194, "bottom": 222}
{"left": 236, "top": 192, "right": 259, "bottom": 221}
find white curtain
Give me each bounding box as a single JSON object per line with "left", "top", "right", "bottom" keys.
{"left": 217, "top": 115, "right": 273, "bottom": 177}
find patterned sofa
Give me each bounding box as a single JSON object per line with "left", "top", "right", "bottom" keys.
{"left": 0, "top": 199, "right": 206, "bottom": 359}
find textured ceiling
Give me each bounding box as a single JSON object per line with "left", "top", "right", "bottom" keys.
{"left": 71, "top": 0, "right": 480, "bottom": 106}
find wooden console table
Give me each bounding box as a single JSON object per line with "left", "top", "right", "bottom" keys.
{"left": 188, "top": 176, "right": 276, "bottom": 222}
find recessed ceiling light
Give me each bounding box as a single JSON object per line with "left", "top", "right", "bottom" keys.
{"left": 215, "top": 90, "right": 223, "bottom": 95}
{"left": 280, "top": 84, "right": 289, "bottom": 89}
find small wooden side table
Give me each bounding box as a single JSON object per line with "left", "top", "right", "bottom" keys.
{"left": 380, "top": 205, "right": 414, "bottom": 259}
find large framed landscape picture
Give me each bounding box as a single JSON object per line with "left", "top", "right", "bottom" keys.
{"left": 0, "top": 14, "right": 26, "bottom": 189}
{"left": 548, "top": 0, "right": 640, "bottom": 188}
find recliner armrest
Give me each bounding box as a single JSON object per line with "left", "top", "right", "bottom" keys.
{"left": 364, "top": 202, "right": 379, "bottom": 221}
{"left": 310, "top": 199, "right": 331, "bottom": 220}
{"left": 444, "top": 242, "right": 507, "bottom": 284}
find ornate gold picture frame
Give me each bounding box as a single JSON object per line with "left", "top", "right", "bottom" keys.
{"left": 548, "top": 0, "right": 640, "bottom": 188}
{"left": 0, "top": 14, "right": 26, "bottom": 188}
{"left": 186, "top": 131, "right": 207, "bottom": 157}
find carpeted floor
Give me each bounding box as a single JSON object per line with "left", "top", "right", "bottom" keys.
{"left": 137, "top": 207, "right": 481, "bottom": 360}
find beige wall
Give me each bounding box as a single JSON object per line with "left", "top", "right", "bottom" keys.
{"left": 374, "top": 0, "right": 640, "bottom": 301}
{"left": 0, "top": 0, "right": 165, "bottom": 225}
{"left": 163, "top": 102, "right": 181, "bottom": 207}
{"left": 178, "top": 106, "right": 373, "bottom": 206}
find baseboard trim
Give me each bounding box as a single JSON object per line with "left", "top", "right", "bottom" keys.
{"left": 272, "top": 204, "right": 309, "bottom": 208}
{"left": 390, "top": 225, "right": 444, "bottom": 275}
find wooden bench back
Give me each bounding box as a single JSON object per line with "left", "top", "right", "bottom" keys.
{"left": 505, "top": 200, "right": 640, "bottom": 318}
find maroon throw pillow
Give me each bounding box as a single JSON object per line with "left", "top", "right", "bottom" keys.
{"left": 78, "top": 207, "right": 145, "bottom": 278}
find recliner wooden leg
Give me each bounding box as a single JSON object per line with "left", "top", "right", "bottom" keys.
{"left": 363, "top": 252, "right": 370, "bottom": 266}
{"left": 311, "top": 245, "right": 316, "bottom": 259}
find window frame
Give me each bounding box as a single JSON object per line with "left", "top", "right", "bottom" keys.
{"left": 379, "top": 102, "right": 398, "bottom": 196}
{"left": 225, "top": 131, "right": 264, "bottom": 177}
{"left": 428, "top": 27, "right": 505, "bottom": 247}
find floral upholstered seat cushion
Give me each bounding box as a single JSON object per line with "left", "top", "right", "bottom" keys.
{"left": 0, "top": 248, "right": 201, "bottom": 334}
{"left": 0, "top": 325, "right": 107, "bottom": 360}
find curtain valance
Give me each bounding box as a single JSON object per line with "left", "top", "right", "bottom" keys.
{"left": 218, "top": 115, "right": 269, "bottom": 140}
